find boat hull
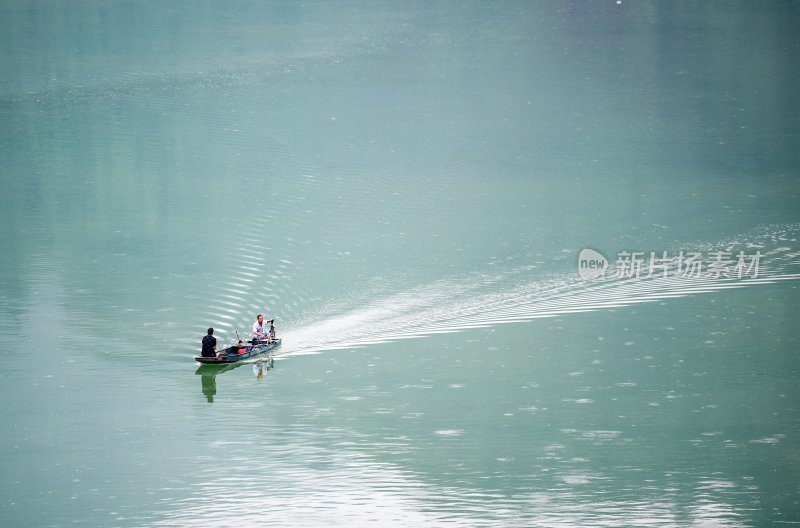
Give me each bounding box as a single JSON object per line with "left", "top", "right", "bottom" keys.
{"left": 195, "top": 338, "right": 281, "bottom": 365}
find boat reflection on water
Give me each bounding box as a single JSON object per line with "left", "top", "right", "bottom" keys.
{"left": 253, "top": 359, "right": 272, "bottom": 381}
{"left": 195, "top": 356, "right": 275, "bottom": 403}
{"left": 198, "top": 367, "right": 218, "bottom": 403}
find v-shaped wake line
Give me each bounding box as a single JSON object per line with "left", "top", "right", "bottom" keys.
{"left": 274, "top": 226, "right": 800, "bottom": 357}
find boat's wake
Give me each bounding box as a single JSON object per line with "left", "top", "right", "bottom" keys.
{"left": 275, "top": 224, "right": 800, "bottom": 357}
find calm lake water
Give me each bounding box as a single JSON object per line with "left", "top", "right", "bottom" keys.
{"left": 1, "top": 1, "right": 799, "bottom": 526}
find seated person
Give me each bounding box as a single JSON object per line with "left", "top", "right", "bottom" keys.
{"left": 201, "top": 328, "right": 217, "bottom": 357}
{"left": 252, "top": 314, "right": 270, "bottom": 343}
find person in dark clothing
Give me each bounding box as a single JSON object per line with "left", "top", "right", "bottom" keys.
{"left": 201, "top": 327, "right": 217, "bottom": 357}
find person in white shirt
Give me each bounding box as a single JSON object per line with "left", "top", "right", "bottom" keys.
{"left": 252, "top": 314, "right": 270, "bottom": 343}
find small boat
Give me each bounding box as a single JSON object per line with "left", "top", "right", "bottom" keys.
{"left": 195, "top": 338, "right": 282, "bottom": 365}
